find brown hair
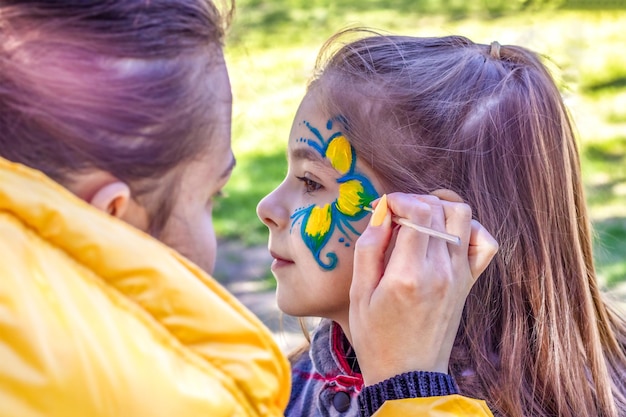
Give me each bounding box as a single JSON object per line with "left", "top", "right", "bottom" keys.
{"left": 311, "top": 29, "right": 626, "bottom": 417}
{"left": 0, "top": 0, "right": 233, "bottom": 235}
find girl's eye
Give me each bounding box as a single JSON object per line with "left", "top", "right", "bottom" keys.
{"left": 296, "top": 175, "right": 323, "bottom": 193}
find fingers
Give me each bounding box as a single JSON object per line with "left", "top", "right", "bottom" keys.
{"left": 385, "top": 193, "right": 438, "bottom": 266}
{"left": 432, "top": 189, "right": 498, "bottom": 280}
{"left": 437, "top": 199, "right": 472, "bottom": 249}
{"left": 351, "top": 196, "right": 392, "bottom": 302}
{"left": 431, "top": 188, "right": 472, "bottom": 254}
{"left": 354, "top": 190, "right": 498, "bottom": 298}
{"left": 431, "top": 188, "right": 464, "bottom": 203}
{"left": 376, "top": 194, "right": 456, "bottom": 303}
{"left": 384, "top": 193, "right": 461, "bottom": 258}
{"left": 468, "top": 219, "right": 499, "bottom": 280}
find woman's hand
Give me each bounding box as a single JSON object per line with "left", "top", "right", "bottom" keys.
{"left": 349, "top": 191, "right": 498, "bottom": 385}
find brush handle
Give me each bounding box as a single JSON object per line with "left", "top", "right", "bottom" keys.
{"left": 392, "top": 216, "right": 461, "bottom": 246}
{"left": 363, "top": 206, "right": 461, "bottom": 246}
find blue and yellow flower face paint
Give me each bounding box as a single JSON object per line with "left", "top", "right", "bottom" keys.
{"left": 290, "top": 118, "right": 378, "bottom": 270}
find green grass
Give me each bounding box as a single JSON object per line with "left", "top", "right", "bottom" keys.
{"left": 213, "top": 149, "right": 287, "bottom": 244}
{"left": 594, "top": 218, "right": 626, "bottom": 287}
{"left": 215, "top": 2, "right": 626, "bottom": 291}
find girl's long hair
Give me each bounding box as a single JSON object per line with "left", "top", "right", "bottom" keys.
{"left": 311, "top": 29, "right": 626, "bottom": 417}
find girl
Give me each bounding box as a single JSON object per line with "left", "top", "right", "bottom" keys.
{"left": 257, "top": 30, "right": 626, "bottom": 417}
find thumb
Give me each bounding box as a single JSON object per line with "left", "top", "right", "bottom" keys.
{"left": 351, "top": 196, "right": 392, "bottom": 302}
{"left": 468, "top": 219, "right": 499, "bottom": 280}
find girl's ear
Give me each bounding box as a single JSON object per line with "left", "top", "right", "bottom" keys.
{"left": 89, "top": 181, "right": 131, "bottom": 218}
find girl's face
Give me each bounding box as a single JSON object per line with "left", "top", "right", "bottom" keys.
{"left": 257, "top": 92, "right": 382, "bottom": 325}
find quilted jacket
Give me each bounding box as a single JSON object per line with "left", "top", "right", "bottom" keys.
{"left": 0, "top": 157, "right": 290, "bottom": 417}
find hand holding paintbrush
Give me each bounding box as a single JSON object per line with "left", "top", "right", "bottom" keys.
{"left": 364, "top": 194, "right": 462, "bottom": 246}
{"left": 350, "top": 191, "right": 498, "bottom": 384}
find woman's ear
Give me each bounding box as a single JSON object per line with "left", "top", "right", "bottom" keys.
{"left": 66, "top": 172, "right": 150, "bottom": 232}
{"left": 89, "top": 181, "right": 131, "bottom": 218}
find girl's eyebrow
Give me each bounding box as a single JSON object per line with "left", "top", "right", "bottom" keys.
{"left": 290, "top": 147, "right": 335, "bottom": 172}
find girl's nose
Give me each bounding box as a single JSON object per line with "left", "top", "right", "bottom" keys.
{"left": 256, "top": 188, "right": 289, "bottom": 229}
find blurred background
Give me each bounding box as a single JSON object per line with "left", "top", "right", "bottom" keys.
{"left": 213, "top": 0, "right": 626, "bottom": 349}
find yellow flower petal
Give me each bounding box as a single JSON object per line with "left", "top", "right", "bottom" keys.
{"left": 336, "top": 180, "right": 364, "bottom": 216}
{"left": 326, "top": 135, "right": 352, "bottom": 175}
{"left": 305, "top": 204, "right": 332, "bottom": 238}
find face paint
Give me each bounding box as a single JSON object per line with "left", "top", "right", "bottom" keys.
{"left": 290, "top": 118, "right": 379, "bottom": 270}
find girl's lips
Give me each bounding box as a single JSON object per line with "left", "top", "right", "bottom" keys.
{"left": 271, "top": 258, "right": 294, "bottom": 270}
{"left": 269, "top": 251, "right": 294, "bottom": 269}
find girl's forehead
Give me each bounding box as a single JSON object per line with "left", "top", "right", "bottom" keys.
{"left": 289, "top": 92, "right": 328, "bottom": 131}
{"left": 288, "top": 95, "right": 343, "bottom": 152}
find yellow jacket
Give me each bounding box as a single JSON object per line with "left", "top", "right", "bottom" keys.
{"left": 374, "top": 396, "right": 493, "bottom": 416}
{"left": 0, "top": 158, "right": 291, "bottom": 416}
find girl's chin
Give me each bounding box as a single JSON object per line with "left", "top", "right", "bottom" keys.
{"left": 275, "top": 290, "right": 306, "bottom": 317}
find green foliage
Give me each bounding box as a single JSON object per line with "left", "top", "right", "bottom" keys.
{"left": 583, "top": 137, "right": 626, "bottom": 288}
{"left": 594, "top": 218, "right": 626, "bottom": 288}
{"left": 229, "top": 0, "right": 565, "bottom": 48}
{"left": 214, "top": 150, "right": 287, "bottom": 245}
{"left": 230, "top": 0, "right": 565, "bottom": 42}
{"left": 583, "top": 137, "right": 626, "bottom": 210}
{"left": 563, "top": 0, "right": 626, "bottom": 10}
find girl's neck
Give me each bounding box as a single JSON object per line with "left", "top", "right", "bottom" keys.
{"left": 332, "top": 316, "right": 352, "bottom": 346}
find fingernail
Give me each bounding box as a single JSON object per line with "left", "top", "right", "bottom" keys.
{"left": 370, "top": 194, "right": 388, "bottom": 227}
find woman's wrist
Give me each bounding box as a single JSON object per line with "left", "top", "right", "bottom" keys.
{"left": 357, "top": 371, "right": 458, "bottom": 417}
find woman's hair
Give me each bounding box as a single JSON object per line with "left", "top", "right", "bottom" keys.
{"left": 0, "top": 0, "right": 233, "bottom": 235}
{"left": 311, "top": 29, "right": 626, "bottom": 417}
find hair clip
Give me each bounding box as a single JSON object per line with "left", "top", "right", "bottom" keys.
{"left": 489, "top": 41, "right": 501, "bottom": 59}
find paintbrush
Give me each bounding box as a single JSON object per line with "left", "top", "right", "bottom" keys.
{"left": 363, "top": 202, "right": 462, "bottom": 246}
